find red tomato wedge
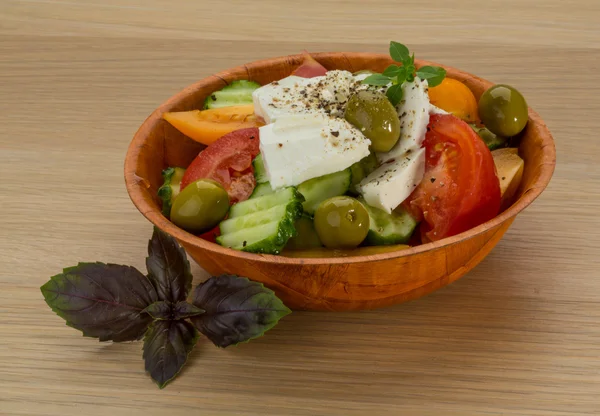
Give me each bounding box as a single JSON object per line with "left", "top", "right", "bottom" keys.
{"left": 404, "top": 114, "right": 501, "bottom": 242}
{"left": 292, "top": 51, "right": 328, "bottom": 78}
{"left": 181, "top": 127, "right": 260, "bottom": 204}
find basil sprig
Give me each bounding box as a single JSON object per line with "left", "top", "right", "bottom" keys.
{"left": 362, "top": 41, "right": 446, "bottom": 106}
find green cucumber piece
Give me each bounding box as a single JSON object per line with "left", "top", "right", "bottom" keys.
{"left": 285, "top": 214, "right": 322, "bottom": 250}
{"left": 216, "top": 187, "right": 303, "bottom": 254}
{"left": 298, "top": 169, "right": 352, "bottom": 215}
{"left": 230, "top": 187, "right": 300, "bottom": 218}
{"left": 349, "top": 153, "right": 379, "bottom": 195}
{"left": 252, "top": 153, "right": 269, "bottom": 184}
{"left": 470, "top": 124, "right": 507, "bottom": 151}
{"left": 219, "top": 204, "right": 288, "bottom": 235}
{"left": 250, "top": 182, "right": 274, "bottom": 198}
{"left": 359, "top": 198, "right": 418, "bottom": 245}
{"left": 204, "top": 80, "right": 261, "bottom": 109}
{"left": 157, "top": 167, "right": 186, "bottom": 217}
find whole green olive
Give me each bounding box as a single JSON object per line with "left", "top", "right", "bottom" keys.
{"left": 478, "top": 84, "right": 528, "bottom": 137}
{"left": 314, "top": 196, "right": 370, "bottom": 249}
{"left": 344, "top": 90, "right": 401, "bottom": 153}
{"left": 170, "top": 179, "right": 229, "bottom": 233}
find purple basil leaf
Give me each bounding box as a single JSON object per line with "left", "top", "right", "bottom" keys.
{"left": 190, "top": 275, "right": 291, "bottom": 348}
{"left": 40, "top": 262, "right": 157, "bottom": 342}
{"left": 143, "top": 320, "right": 199, "bottom": 389}
{"left": 143, "top": 301, "right": 173, "bottom": 320}
{"left": 146, "top": 227, "right": 192, "bottom": 303}
{"left": 173, "top": 301, "right": 204, "bottom": 320}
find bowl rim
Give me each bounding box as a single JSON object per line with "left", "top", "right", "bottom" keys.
{"left": 125, "top": 51, "right": 556, "bottom": 265}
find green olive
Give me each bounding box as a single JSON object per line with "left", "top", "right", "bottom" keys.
{"left": 344, "top": 90, "right": 401, "bottom": 153}
{"left": 170, "top": 179, "right": 229, "bottom": 233}
{"left": 478, "top": 84, "right": 528, "bottom": 137}
{"left": 314, "top": 196, "right": 370, "bottom": 249}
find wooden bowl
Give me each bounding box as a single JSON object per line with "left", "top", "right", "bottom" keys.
{"left": 125, "top": 52, "right": 555, "bottom": 311}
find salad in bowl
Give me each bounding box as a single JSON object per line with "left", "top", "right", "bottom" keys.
{"left": 157, "top": 42, "right": 527, "bottom": 256}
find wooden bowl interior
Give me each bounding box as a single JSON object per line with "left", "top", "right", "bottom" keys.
{"left": 126, "top": 52, "right": 555, "bottom": 262}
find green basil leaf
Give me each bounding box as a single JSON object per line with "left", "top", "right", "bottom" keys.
{"left": 361, "top": 73, "right": 392, "bottom": 86}
{"left": 394, "top": 66, "right": 407, "bottom": 84}
{"left": 416, "top": 66, "right": 447, "bottom": 87}
{"left": 143, "top": 320, "right": 199, "bottom": 389}
{"left": 389, "top": 41, "right": 411, "bottom": 64}
{"left": 191, "top": 275, "right": 291, "bottom": 348}
{"left": 173, "top": 301, "right": 204, "bottom": 319}
{"left": 382, "top": 65, "right": 401, "bottom": 78}
{"left": 41, "top": 262, "right": 157, "bottom": 342}
{"left": 146, "top": 227, "right": 193, "bottom": 303}
{"left": 386, "top": 84, "right": 404, "bottom": 107}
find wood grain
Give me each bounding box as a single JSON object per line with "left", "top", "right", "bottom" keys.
{"left": 126, "top": 52, "right": 554, "bottom": 311}
{"left": 1, "top": 0, "right": 599, "bottom": 414}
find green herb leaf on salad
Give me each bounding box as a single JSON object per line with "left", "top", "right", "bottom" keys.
{"left": 416, "top": 65, "right": 447, "bottom": 88}
{"left": 191, "top": 275, "right": 291, "bottom": 348}
{"left": 386, "top": 84, "right": 404, "bottom": 107}
{"left": 389, "top": 41, "right": 411, "bottom": 64}
{"left": 362, "top": 73, "right": 392, "bottom": 86}
{"left": 362, "top": 41, "right": 446, "bottom": 106}
{"left": 41, "top": 227, "right": 290, "bottom": 389}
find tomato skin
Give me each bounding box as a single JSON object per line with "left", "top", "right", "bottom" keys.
{"left": 181, "top": 127, "right": 260, "bottom": 204}
{"left": 163, "top": 105, "right": 263, "bottom": 146}
{"left": 292, "top": 51, "right": 328, "bottom": 78}
{"left": 404, "top": 114, "right": 501, "bottom": 242}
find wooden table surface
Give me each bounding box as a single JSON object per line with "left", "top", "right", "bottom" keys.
{"left": 2, "top": 1, "right": 599, "bottom": 415}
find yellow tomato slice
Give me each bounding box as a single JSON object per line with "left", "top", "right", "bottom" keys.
{"left": 428, "top": 78, "right": 480, "bottom": 123}
{"left": 163, "top": 104, "right": 264, "bottom": 145}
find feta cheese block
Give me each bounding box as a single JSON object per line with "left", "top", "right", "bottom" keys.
{"left": 252, "top": 70, "right": 358, "bottom": 124}
{"left": 359, "top": 148, "right": 426, "bottom": 213}
{"left": 252, "top": 75, "right": 309, "bottom": 123}
{"left": 376, "top": 77, "right": 430, "bottom": 163}
{"left": 259, "top": 113, "right": 371, "bottom": 189}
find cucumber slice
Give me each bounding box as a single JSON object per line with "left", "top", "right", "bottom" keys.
{"left": 230, "top": 187, "right": 299, "bottom": 218}
{"left": 219, "top": 204, "right": 288, "bottom": 235}
{"left": 250, "top": 182, "right": 274, "bottom": 198}
{"left": 359, "top": 198, "right": 418, "bottom": 245}
{"left": 470, "top": 124, "right": 507, "bottom": 151}
{"left": 217, "top": 187, "right": 304, "bottom": 254}
{"left": 298, "top": 169, "right": 351, "bottom": 215}
{"left": 349, "top": 152, "right": 380, "bottom": 195}
{"left": 204, "top": 80, "right": 261, "bottom": 109}
{"left": 285, "top": 214, "right": 322, "bottom": 250}
{"left": 252, "top": 154, "right": 269, "bottom": 184}
{"left": 157, "top": 167, "right": 186, "bottom": 217}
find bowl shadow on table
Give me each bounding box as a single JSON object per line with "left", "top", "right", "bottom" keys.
{"left": 219, "top": 240, "right": 536, "bottom": 397}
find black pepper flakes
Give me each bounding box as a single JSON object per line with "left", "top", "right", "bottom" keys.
{"left": 331, "top": 131, "right": 339, "bottom": 137}
{"left": 278, "top": 143, "right": 283, "bottom": 148}
{"left": 430, "top": 177, "right": 436, "bottom": 183}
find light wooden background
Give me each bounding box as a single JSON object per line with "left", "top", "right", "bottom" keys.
{"left": 1, "top": 1, "right": 599, "bottom": 415}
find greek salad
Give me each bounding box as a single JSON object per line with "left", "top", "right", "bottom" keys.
{"left": 159, "top": 42, "right": 527, "bottom": 256}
